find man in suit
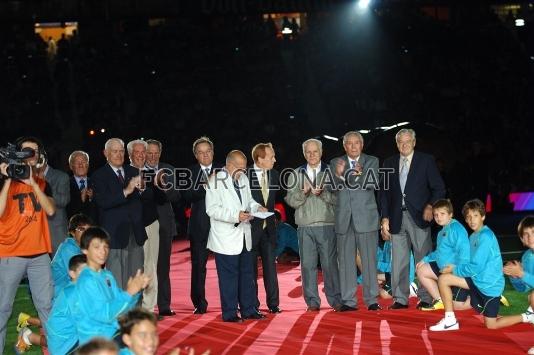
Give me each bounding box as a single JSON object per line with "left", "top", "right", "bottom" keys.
{"left": 248, "top": 142, "right": 281, "bottom": 314}
{"left": 91, "top": 138, "right": 147, "bottom": 288}
{"left": 66, "top": 150, "right": 97, "bottom": 221}
{"left": 205, "top": 150, "right": 267, "bottom": 322}
{"left": 330, "top": 131, "right": 381, "bottom": 311}
{"left": 127, "top": 139, "right": 165, "bottom": 312}
{"left": 285, "top": 138, "right": 342, "bottom": 311}
{"left": 379, "top": 128, "right": 446, "bottom": 309}
{"left": 183, "top": 136, "right": 222, "bottom": 314}
{"left": 145, "top": 139, "right": 180, "bottom": 317}
{"left": 41, "top": 161, "right": 71, "bottom": 255}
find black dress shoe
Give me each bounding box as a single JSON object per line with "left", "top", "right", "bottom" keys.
{"left": 159, "top": 309, "right": 177, "bottom": 317}
{"left": 336, "top": 305, "right": 358, "bottom": 312}
{"left": 193, "top": 308, "right": 206, "bottom": 315}
{"left": 388, "top": 302, "right": 408, "bottom": 310}
{"left": 367, "top": 303, "right": 382, "bottom": 311}
{"left": 223, "top": 316, "right": 244, "bottom": 323}
{"left": 268, "top": 306, "right": 282, "bottom": 314}
{"left": 242, "top": 312, "right": 267, "bottom": 320}
{"left": 416, "top": 301, "right": 432, "bottom": 310}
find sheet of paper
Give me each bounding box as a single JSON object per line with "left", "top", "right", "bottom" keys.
{"left": 252, "top": 211, "right": 274, "bottom": 219}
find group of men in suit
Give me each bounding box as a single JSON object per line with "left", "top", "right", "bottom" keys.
{"left": 46, "top": 127, "right": 443, "bottom": 322}
{"left": 186, "top": 138, "right": 282, "bottom": 321}
{"left": 66, "top": 138, "right": 179, "bottom": 316}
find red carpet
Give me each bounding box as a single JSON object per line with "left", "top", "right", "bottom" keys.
{"left": 157, "top": 240, "right": 533, "bottom": 354}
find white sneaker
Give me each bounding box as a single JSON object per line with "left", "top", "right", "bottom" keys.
{"left": 429, "top": 317, "right": 459, "bottom": 331}
{"left": 409, "top": 282, "right": 418, "bottom": 298}
{"left": 524, "top": 308, "right": 534, "bottom": 324}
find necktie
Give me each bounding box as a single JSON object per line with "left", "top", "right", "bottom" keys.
{"left": 351, "top": 160, "right": 356, "bottom": 169}
{"left": 117, "top": 169, "right": 125, "bottom": 185}
{"left": 261, "top": 171, "right": 268, "bottom": 204}
{"left": 261, "top": 171, "right": 268, "bottom": 228}
{"left": 79, "top": 179, "right": 86, "bottom": 190}
{"left": 233, "top": 180, "right": 242, "bottom": 204}
{"left": 399, "top": 158, "right": 408, "bottom": 193}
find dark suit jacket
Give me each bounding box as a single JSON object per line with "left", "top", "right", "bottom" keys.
{"left": 379, "top": 151, "right": 446, "bottom": 234}
{"left": 66, "top": 176, "right": 98, "bottom": 221}
{"left": 155, "top": 162, "right": 180, "bottom": 238}
{"left": 248, "top": 167, "right": 280, "bottom": 247}
{"left": 183, "top": 163, "right": 223, "bottom": 242}
{"left": 92, "top": 164, "right": 147, "bottom": 249}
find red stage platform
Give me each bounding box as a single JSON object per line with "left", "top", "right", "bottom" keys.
{"left": 157, "top": 240, "right": 533, "bottom": 354}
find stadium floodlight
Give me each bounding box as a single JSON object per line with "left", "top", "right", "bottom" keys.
{"left": 282, "top": 27, "right": 293, "bottom": 34}
{"left": 359, "top": 130, "right": 370, "bottom": 134}
{"left": 515, "top": 19, "right": 525, "bottom": 27}
{"left": 358, "top": 0, "right": 371, "bottom": 10}
{"left": 323, "top": 135, "right": 339, "bottom": 141}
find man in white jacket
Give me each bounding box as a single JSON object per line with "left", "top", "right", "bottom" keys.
{"left": 205, "top": 150, "right": 267, "bottom": 322}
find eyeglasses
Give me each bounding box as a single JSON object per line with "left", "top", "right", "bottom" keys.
{"left": 75, "top": 226, "right": 89, "bottom": 232}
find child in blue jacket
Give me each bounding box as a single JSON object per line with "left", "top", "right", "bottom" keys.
{"left": 51, "top": 213, "right": 93, "bottom": 297}
{"left": 118, "top": 308, "right": 158, "bottom": 355}
{"left": 75, "top": 227, "right": 150, "bottom": 345}
{"left": 416, "top": 199, "right": 470, "bottom": 311}
{"left": 431, "top": 199, "right": 512, "bottom": 331}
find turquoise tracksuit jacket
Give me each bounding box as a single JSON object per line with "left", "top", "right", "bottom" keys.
{"left": 76, "top": 267, "right": 140, "bottom": 345}
{"left": 453, "top": 225, "right": 504, "bottom": 297}
{"left": 51, "top": 237, "right": 81, "bottom": 297}
{"left": 509, "top": 249, "right": 534, "bottom": 293}
{"left": 422, "top": 219, "right": 470, "bottom": 269}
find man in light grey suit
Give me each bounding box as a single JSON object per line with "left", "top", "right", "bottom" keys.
{"left": 330, "top": 131, "right": 381, "bottom": 311}
{"left": 41, "top": 162, "right": 70, "bottom": 254}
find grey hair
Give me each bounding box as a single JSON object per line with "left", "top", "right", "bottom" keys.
{"left": 146, "top": 139, "right": 162, "bottom": 152}
{"left": 302, "top": 138, "right": 323, "bottom": 156}
{"left": 68, "top": 150, "right": 89, "bottom": 166}
{"left": 395, "top": 128, "right": 416, "bottom": 142}
{"left": 343, "top": 131, "right": 364, "bottom": 145}
{"left": 126, "top": 139, "right": 147, "bottom": 155}
{"left": 104, "top": 138, "right": 124, "bottom": 151}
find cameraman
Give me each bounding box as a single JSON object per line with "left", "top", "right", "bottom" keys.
{"left": 0, "top": 137, "right": 55, "bottom": 353}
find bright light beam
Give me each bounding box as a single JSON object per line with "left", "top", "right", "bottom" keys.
{"left": 358, "top": 0, "right": 371, "bottom": 10}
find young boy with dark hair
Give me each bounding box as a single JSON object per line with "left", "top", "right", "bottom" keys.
{"left": 51, "top": 213, "right": 93, "bottom": 296}
{"left": 416, "top": 199, "right": 470, "bottom": 311}
{"left": 118, "top": 308, "right": 159, "bottom": 355}
{"left": 76, "top": 227, "right": 149, "bottom": 345}
{"left": 75, "top": 337, "right": 119, "bottom": 355}
{"left": 16, "top": 254, "right": 87, "bottom": 354}
{"left": 43, "top": 254, "right": 88, "bottom": 354}
{"left": 430, "top": 199, "right": 508, "bottom": 331}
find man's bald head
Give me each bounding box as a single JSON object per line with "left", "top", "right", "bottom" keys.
{"left": 226, "top": 150, "right": 247, "bottom": 180}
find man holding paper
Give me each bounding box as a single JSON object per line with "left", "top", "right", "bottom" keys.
{"left": 205, "top": 150, "right": 267, "bottom": 322}
{"left": 248, "top": 143, "right": 282, "bottom": 314}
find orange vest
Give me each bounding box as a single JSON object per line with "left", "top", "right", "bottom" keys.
{"left": 0, "top": 178, "right": 52, "bottom": 256}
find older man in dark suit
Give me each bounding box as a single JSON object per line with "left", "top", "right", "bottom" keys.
{"left": 249, "top": 142, "right": 281, "bottom": 314}
{"left": 379, "top": 128, "right": 446, "bottom": 310}
{"left": 91, "top": 138, "right": 147, "bottom": 288}
{"left": 183, "top": 136, "right": 222, "bottom": 314}
{"left": 66, "top": 150, "right": 97, "bottom": 221}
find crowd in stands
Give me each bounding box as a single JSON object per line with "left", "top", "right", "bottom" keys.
{"left": 0, "top": 4, "right": 532, "bottom": 208}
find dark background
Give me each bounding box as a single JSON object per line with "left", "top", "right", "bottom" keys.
{"left": 1, "top": 0, "right": 533, "bottom": 217}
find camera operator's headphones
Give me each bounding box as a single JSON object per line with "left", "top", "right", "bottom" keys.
{"left": 15, "top": 136, "right": 47, "bottom": 169}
